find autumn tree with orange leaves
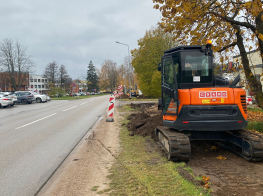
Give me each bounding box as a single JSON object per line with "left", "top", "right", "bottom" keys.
{"left": 153, "top": 0, "right": 263, "bottom": 107}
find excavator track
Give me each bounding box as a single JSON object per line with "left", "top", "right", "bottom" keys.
{"left": 155, "top": 126, "right": 191, "bottom": 162}
{"left": 222, "top": 129, "right": 263, "bottom": 161}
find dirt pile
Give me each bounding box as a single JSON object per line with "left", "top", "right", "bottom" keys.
{"left": 116, "top": 94, "right": 148, "bottom": 99}
{"left": 116, "top": 94, "right": 130, "bottom": 99}
{"left": 127, "top": 103, "right": 163, "bottom": 138}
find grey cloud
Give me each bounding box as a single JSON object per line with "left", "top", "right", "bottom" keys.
{"left": 0, "top": 0, "right": 161, "bottom": 79}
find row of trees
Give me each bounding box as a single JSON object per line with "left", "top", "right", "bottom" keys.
{"left": 43, "top": 61, "right": 72, "bottom": 85}
{"left": 43, "top": 61, "right": 73, "bottom": 94}
{"left": 98, "top": 58, "right": 136, "bottom": 92}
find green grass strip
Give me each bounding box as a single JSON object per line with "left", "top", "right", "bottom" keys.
{"left": 248, "top": 121, "right": 263, "bottom": 133}
{"left": 247, "top": 107, "right": 263, "bottom": 113}
{"left": 107, "top": 113, "right": 209, "bottom": 196}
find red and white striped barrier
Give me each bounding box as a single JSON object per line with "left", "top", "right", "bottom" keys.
{"left": 106, "top": 95, "right": 115, "bottom": 122}
{"left": 106, "top": 85, "right": 123, "bottom": 122}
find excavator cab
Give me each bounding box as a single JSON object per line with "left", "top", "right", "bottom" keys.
{"left": 159, "top": 44, "right": 213, "bottom": 117}
{"left": 156, "top": 41, "right": 263, "bottom": 162}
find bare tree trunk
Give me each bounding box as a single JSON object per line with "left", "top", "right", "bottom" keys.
{"left": 234, "top": 25, "right": 263, "bottom": 108}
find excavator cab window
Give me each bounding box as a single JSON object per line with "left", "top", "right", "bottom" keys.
{"left": 181, "top": 51, "right": 212, "bottom": 84}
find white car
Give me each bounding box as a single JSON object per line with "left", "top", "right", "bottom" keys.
{"left": 0, "top": 92, "right": 17, "bottom": 105}
{"left": 0, "top": 94, "right": 13, "bottom": 108}
{"left": 43, "top": 94, "right": 51, "bottom": 101}
{"left": 31, "top": 92, "right": 47, "bottom": 103}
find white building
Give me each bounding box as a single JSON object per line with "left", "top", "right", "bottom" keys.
{"left": 28, "top": 75, "right": 49, "bottom": 94}
{"left": 232, "top": 50, "right": 263, "bottom": 95}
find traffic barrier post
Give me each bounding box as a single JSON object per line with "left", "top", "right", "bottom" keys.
{"left": 106, "top": 95, "right": 115, "bottom": 122}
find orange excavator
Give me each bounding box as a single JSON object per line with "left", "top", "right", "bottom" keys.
{"left": 156, "top": 40, "right": 263, "bottom": 162}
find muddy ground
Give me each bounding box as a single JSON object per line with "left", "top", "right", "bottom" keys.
{"left": 127, "top": 103, "right": 263, "bottom": 196}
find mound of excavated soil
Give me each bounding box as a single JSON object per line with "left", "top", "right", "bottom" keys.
{"left": 116, "top": 94, "right": 148, "bottom": 99}
{"left": 116, "top": 94, "right": 130, "bottom": 99}
{"left": 127, "top": 104, "right": 163, "bottom": 138}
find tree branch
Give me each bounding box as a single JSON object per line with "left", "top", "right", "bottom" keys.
{"left": 209, "top": 11, "right": 257, "bottom": 32}
{"left": 218, "top": 42, "right": 237, "bottom": 52}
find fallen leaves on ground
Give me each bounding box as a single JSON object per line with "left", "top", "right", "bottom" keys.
{"left": 210, "top": 146, "right": 220, "bottom": 151}
{"left": 202, "top": 176, "right": 210, "bottom": 189}
{"left": 216, "top": 155, "right": 226, "bottom": 160}
{"left": 247, "top": 110, "right": 263, "bottom": 122}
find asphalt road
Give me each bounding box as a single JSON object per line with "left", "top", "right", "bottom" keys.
{"left": 0, "top": 95, "right": 109, "bottom": 196}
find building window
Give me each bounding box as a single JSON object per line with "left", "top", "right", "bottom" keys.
{"left": 256, "top": 74, "right": 261, "bottom": 82}
{"left": 34, "top": 79, "right": 37, "bottom": 82}
{"left": 31, "top": 85, "right": 33, "bottom": 88}
{"left": 38, "top": 79, "right": 40, "bottom": 82}
{"left": 35, "top": 85, "right": 37, "bottom": 88}
{"left": 30, "top": 79, "right": 33, "bottom": 82}
{"left": 42, "top": 79, "right": 44, "bottom": 82}
{"left": 38, "top": 85, "right": 41, "bottom": 88}
{"left": 42, "top": 85, "right": 44, "bottom": 88}
{"left": 45, "top": 79, "right": 47, "bottom": 83}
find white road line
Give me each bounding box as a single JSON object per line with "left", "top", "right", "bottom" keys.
{"left": 79, "top": 102, "right": 87, "bottom": 105}
{"left": 15, "top": 113, "right": 57, "bottom": 129}
{"left": 62, "top": 106, "right": 77, "bottom": 111}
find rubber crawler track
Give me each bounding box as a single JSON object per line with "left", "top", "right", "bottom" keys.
{"left": 235, "top": 129, "right": 263, "bottom": 161}
{"left": 155, "top": 126, "right": 191, "bottom": 162}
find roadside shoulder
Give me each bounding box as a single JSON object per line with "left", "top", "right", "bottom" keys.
{"left": 37, "top": 114, "right": 120, "bottom": 196}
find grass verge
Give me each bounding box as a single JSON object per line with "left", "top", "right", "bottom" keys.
{"left": 119, "top": 98, "right": 158, "bottom": 101}
{"left": 247, "top": 107, "right": 263, "bottom": 113}
{"left": 248, "top": 121, "right": 263, "bottom": 133}
{"left": 106, "top": 108, "right": 210, "bottom": 196}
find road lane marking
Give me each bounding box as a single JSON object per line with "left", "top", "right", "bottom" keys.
{"left": 15, "top": 113, "right": 57, "bottom": 129}
{"left": 79, "top": 102, "right": 87, "bottom": 105}
{"left": 62, "top": 106, "right": 77, "bottom": 111}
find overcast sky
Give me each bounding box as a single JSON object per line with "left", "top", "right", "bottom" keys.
{"left": 0, "top": 0, "right": 161, "bottom": 79}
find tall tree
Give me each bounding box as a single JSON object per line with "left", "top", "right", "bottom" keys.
{"left": 43, "top": 61, "right": 58, "bottom": 84}
{"left": 0, "top": 38, "right": 34, "bottom": 91}
{"left": 153, "top": 0, "right": 263, "bottom": 107}
{"left": 98, "top": 60, "right": 118, "bottom": 92}
{"left": 87, "top": 60, "right": 99, "bottom": 92}
{"left": 131, "top": 26, "right": 177, "bottom": 97}
{"left": 58, "top": 64, "right": 69, "bottom": 85}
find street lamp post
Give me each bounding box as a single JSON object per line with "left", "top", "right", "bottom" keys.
{"left": 124, "top": 71, "right": 127, "bottom": 93}
{"left": 116, "top": 41, "right": 132, "bottom": 98}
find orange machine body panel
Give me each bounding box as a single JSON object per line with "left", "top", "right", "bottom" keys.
{"left": 163, "top": 87, "right": 247, "bottom": 121}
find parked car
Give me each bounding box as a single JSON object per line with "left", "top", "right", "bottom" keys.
{"left": 0, "top": 94, "right": 13, "bottom": 108}
{"left": 73, "top": 93, "right": 81, "bottom": 96}
{"left": 14, "top": 91, "right": 35, "bottom": 104}
{"left": 0, "top": 92, "right": 17, "bottom": 106}
{"left": 43, "top": 94, "right": 51, "bottom": 101}
{"left": 31, "top": 92, "right": 47, "bottom": 103}
{"left": 91, "top": 92, "right": 95, "bottom": 95}
{"left": 86, "top": 92, "right": 90, "bottom": 95}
